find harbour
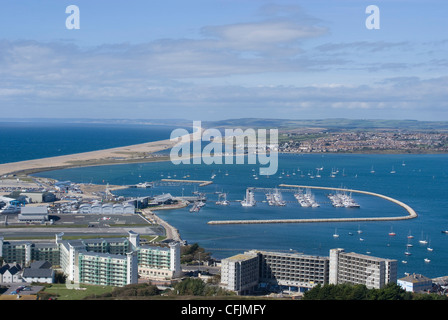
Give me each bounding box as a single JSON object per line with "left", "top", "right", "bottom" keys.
{"left": 2, "top": 135, "right": 447, "bottom": 279}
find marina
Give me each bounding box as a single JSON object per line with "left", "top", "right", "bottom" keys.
{"left": 17, "top": 151, "right": 448, "bottom": 279}
{"left": 207, "top": 184, "right": 417, "bottom": 225}
{"left": 294, "top": 188, "right": 320, "bottom": 208}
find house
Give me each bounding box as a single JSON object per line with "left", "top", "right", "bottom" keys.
{"left": 22, "top": 261, "right": 54, "bottom": 284}
{"left": 0, "top": 263, "right": 22, "bottom": 283}
{"left": 398, "top": 273, "right": 433, "bottom": 293}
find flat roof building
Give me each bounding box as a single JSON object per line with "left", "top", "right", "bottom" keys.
{"left": 1, "top": 230, "right": 181, "bottom": 287}
{"left": 398, "top": 273, "right": 433, "bottom": 293}
{"left": 329, "top": 248, "right": 397, "bottom": 289}
{"left": 78, "top": 251, "right": 138, "bottom": 287}
{"left": 18, "top": 206, "right": 49, "bottom": 223}
{"left": 221, "top": 248, "right": 398, "bottom": 294}
{"left": 252, "top": 250, "right": 330, "bottom": 289}
{"left": 221, "top": 252, "right": 260, "bottom": 295}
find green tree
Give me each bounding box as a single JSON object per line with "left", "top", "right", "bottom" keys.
{"left": 368, "top": 283, "right": 412, "bottom": 300}
{"left": 180, "top": 243, "right": 211, "bottom": 264}
{"left": 173, "top": 278, "right": 206, "bottom": 296}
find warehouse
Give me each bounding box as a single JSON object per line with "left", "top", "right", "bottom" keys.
{"left": 18, "top": 206, "right": 49, "bottom": 223}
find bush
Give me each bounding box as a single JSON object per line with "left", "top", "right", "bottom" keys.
{"left": 303, "top": 283, "right": 446, "bottom": 300}
{"left": 84, "top": 283, "right": 160, "bottom": 299}
{"left": 171, "top": 278, "right": 235, "bottom": 297}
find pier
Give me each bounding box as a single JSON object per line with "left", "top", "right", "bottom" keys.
{"left": 161, "top": 179, "right": 213, "bottom": 187}
{"left": 207, "top": 184, "right": 417, "bottom": 225}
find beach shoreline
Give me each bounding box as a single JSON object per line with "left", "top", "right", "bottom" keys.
{"left": 0, "top": 127, "right": 206, "bottom": 177}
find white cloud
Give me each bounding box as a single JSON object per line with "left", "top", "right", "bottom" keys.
{"left": 0, "top": 7, "right": 447, "bottom": 121}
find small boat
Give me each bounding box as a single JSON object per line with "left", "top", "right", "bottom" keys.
{"left": 402, "top": 260, "right": 408, "bottom": 264}
{"left": 333, "top": 228, "right": 339, "bottom": 238}
{"left": 442, "top": 230, "right": 448, "bottom": 234}
{"left": 419, "top": 232, "right": 428, "bottom": 245}
{"left": 407, "top": 230, "right": 414, "bottom": 239}
{"left": 424, "top": 258, "right": 431, "bottom": 263}
{"left": 388, "top": 227, "right": 396, "bottom": 236}
{"left": 390, "top": 166, "right": 396, "bottom": 174}
{"left": 357, "top": 225, "right": 363, "bottom": 234}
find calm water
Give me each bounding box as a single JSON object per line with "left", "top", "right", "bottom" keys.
{"left": 0, "top": 122, "right": 179, "bottom": 164}
{"left": 3, "top": 123, "right": 446, "bottom": 278}
{"left": 34, "top": 151, "right": 448, "bottom": 279}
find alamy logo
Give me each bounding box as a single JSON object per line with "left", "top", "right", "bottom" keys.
{"left": 170, "top": 121, "right": 278, "bottom": 175}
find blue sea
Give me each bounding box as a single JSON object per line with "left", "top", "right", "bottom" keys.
{"left": 0, "top": 122, "right": 178, "bottom": 164}
{"left": 2, "top": 123, "right": 448, "bottom": 279}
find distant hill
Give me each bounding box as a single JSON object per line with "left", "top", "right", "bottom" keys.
{"left": 3, "top": 117, "right": 448, "bottom": 131}
{"left": 204, "top": 118, "right": 448, "bottom": 131}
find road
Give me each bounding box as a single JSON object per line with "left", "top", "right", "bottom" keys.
{"left": 0, "top": 226, "right": 164, "bottom": 239}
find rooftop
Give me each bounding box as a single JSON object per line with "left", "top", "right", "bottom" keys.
{"left": 225, "top": 253, "right": 258, "bottom": 262}
{"left": 399, "top": 273, "right": 432, "bottom": 283}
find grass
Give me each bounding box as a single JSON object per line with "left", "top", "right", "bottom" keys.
{"left": 2, "top": 234, "right": 163, "bottom": 241}
{"left": 41, "top": 283, "right": 115, "bottom": 300}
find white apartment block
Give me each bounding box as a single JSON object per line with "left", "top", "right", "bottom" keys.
{"left": 221, "top": 252, "right": 260, "bottom": 295}
{"left": 253, "top": 250, "right": 330, "bottom": 289}
{"left": 221, "top": 248, "right": 398, "bottom": 294}
{"left": 1, "top": 230, "right": 182, "bottom": 287}
{"left": 329, "top": 248, "right": 397, "bottom": 289}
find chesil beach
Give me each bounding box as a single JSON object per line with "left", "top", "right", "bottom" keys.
{"left": 1, "top": 122, "right": 448, "bottom": 280}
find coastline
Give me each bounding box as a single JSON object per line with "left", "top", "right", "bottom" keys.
{"left": 0, "top": 128, "right": 200, "bottom": 245}
{"left": 141, "top": 205, "right": 187, "bottom": 243}
{"left": 0, "top": 138, "right": 174, "bottom": 177}
{"left": 0, "top": 127, "right": 430, "bottom": 248}
{"left": 0, "top": 126, "right": 205, "bottom": 177}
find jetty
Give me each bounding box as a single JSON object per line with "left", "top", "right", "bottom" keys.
{"left": 207, "top": 184, "right": 417, "bottom": 225}
{"left": 161, "top": 179, "right": 213, "bottom": 187}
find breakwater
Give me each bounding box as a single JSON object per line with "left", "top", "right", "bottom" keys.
{"left": 207, "top": 184, "right": 417, "bottom": 225}
{"left": 161, "top": 179, "right": 213, "bottom": 187}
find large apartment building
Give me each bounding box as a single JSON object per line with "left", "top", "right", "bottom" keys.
{"left": 254, "top": 250, "right": 330, "bottom": 289}
{"left": 77, "top": 251, "right": 138, "bottom": 287}
{"left": 220, "top": 253, "right": 260, "bottom": 295}
{"left": 221, "top": 248, "right": 397, "bottom": 294}
{"left": 329, "top": 248, "right": 397, "bottom": 289}
{"left": 0, "top": 230, "right": 182, "bottom": 287}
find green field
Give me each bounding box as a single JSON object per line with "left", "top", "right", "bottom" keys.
{"left": 40, "top": 284, "right": 115, "bottom": 300}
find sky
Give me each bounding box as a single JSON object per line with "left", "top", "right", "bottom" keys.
{"left": 0, "top": 0, "right": 447, "bottom": 121}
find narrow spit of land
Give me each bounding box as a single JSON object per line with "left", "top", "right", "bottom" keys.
{"left": 207, "top": 184, "right": 417, "bottom": 225}
{"left": 0, "top": 138, "right": 175, "bottom": 176}
{"left": 0, "top": 128, "right": 203, "bottom": 177}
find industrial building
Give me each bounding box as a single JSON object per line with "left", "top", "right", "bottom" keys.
{"left": 17, "top": 206, "right": 49, "bottom": 223}
{"left": 77, "top": 202, "right": 135, "bottom": 214}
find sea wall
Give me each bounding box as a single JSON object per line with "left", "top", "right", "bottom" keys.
{"left": 207, "top": 184, "right": 417, "bottom": 225}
